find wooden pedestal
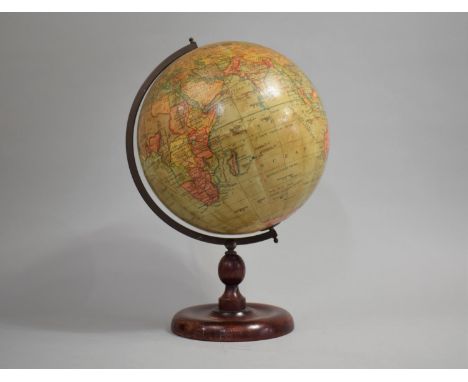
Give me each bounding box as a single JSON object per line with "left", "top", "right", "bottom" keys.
{"left": 171, "top": 242, "right": 294, "bottom": 342}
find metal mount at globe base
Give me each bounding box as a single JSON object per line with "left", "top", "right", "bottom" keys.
{"left": 171, "top": 242, "right": 294, "bottom": 342}
{"left": 172, "top": 303, "right": 294, "bottom": 342}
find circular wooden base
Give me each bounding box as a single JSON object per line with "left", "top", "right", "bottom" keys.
{"left": 171, "top": 303, "right": 294, "bottom": 342}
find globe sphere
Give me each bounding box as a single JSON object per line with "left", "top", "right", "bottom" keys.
{"left": 137, "top": 41, "right": 328, "bottom": 234}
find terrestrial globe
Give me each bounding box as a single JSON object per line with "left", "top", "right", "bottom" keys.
{"left": 135, "top": 41, "right": 328, "bottom": 236}
{"left": 126, "top": 39, "right": 329, "bottom": 342}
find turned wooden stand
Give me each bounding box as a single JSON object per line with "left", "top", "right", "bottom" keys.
{"left": 171, "top": 242, "right": 294, "bottom": 342}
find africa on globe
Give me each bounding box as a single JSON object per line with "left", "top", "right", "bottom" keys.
{"left": 137, "top": 41, "right": 329, "bottom": 235}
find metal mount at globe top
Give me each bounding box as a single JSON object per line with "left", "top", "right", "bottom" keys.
{"left": 126, "top": 38, "right": 279, "bottom": 248}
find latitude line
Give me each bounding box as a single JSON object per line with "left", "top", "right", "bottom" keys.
{"left": 212, "top": 97, "right": 302, "bottom": 132}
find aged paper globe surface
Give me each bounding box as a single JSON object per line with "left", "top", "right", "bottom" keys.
{"left": 137, "top": 41, "right": 328, "bottom": 234}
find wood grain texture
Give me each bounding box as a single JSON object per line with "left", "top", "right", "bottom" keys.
{"left": 171, "top": 243, "right": 294, "bottom": 341}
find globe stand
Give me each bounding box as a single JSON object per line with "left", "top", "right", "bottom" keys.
{"left": 171, "top": 242, "right": 294, "bottom": 341}
{"left": 127, "top": 38, "right": 294, "bottom": 342}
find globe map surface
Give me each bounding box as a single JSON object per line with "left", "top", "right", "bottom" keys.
{"left": 137, "top": 41, "right": 328, "bottom": 234}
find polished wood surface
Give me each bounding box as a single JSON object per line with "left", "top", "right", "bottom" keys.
{"left": 172, "top": 303, "right": 294, "bottom": 342}
{"left": 171, "top": 243, "right": 294, "bottom": 341}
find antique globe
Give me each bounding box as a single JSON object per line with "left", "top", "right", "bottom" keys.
{"left": 127, "top": 39, "right": 329, "bottom": 341}
{"left": 136, "top": 40, "right": 328, "bottom": 235}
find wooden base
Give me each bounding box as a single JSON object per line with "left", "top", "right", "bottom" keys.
{"left": 172, "top": 303, "right": 294, "bottom": 342}
{"left": 171, "top": 242, "right": 294, "bottom": 342}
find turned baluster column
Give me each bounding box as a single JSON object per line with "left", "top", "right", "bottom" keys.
{"left": 218, "top": 242, "right": 246, "bottom": 312}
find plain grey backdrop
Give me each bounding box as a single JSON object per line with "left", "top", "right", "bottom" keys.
{"left": 0, "top": 13, "right": 466, "bottom": 368}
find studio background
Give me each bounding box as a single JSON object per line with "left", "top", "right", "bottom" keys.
{"left": 0, "top": 13, "right": 466, "bottom": 368}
